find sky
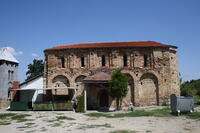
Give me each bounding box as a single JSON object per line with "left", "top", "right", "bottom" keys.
{"left": 0, "top": 0, "right": 200, "bottom": 82}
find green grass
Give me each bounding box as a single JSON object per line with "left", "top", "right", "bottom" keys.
{"left": 11, "top": 114, "right": 33, "bottom": 122}
{"left": 17, "top": 122, "right": 35, "bottom": 129}
{"left": 0, "top": 121, "right": 11, "bottom": 125}
{"left": 56, "top": 116, "right": 75, "bottom": 120}
{"left": 86, "top": 108, "right": 172, "bottom": 118}
{"left": 186, "top": 112, "right": 200, "bottom": 120}
{"left": 86, "top": 107, "right": 200, "bottom": 120}
{"left": 0, "top": 113, "right": 17, "bottom": 120}
{"left": 0, "top": 113, "right": 33, "bottom": 123}
{"left": 78, "top": 123, "right": 112, "bottom": 129}
{"left": 47, "top": 115, "right": 75, "bottom": 123}
{"left": 110, "top": 130, "right": 137, "bottom": 133}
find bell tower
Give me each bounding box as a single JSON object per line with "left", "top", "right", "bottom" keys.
{"left": 0, "top": 47, "right": 19, "bottom": 109}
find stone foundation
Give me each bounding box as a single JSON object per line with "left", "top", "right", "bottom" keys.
{"left": 0, "top": 99, "right": 10, "bottom": 110}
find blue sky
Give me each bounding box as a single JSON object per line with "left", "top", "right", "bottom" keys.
{"left": 0, "top": 0, "right": 200, "bottom": 82}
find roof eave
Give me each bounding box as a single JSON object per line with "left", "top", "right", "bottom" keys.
{"left": 44, "top": 45, "right": 171, "bottom": 52}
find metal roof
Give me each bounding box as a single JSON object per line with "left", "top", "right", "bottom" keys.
{"left": 0, "top": 47, "right": 19, "bottom": 63}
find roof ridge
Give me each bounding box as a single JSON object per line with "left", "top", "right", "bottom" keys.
{"left": 45, "top": 41, "right": 176, "bottom": 51}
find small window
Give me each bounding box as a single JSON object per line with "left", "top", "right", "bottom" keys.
{"left": 144, "top": 54, "right": 148, "bottom": 67}
{"left": 123, "top": 54, "right": 128, "bottom": 67}
{"left": 8, "top": 70, "right": 10, "bottom": 80}
{"left": 102, "top": 55, "right": 106, "bottom": 66}
{"left": 11, "top": 71, "right": 14, "bottom": 80}
{"left": 81, "top": 56, "right": 85, "bottom": 67}
{"left": 61, "top": 57, "right": 65, "bottom": 68}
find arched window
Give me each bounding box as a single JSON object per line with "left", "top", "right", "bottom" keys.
{"left": 81, "top": 56, "right": 85, "bottom": 67}
{"left": 123, "top": 54, "right": 128, "bottom": 67}
{"left": 61, "top": 57, "right": 65, "bottom": 68}
{"left": 144, "top": 54, "right": 148, "bottom": 67}
{"left": 8, "top": 70, "right": 10, "bottom": 80}
{"left": 11, "top": 71, "right": 14, "bottom": 80}
{"left": 102, "top": 55, "right": 106, "bottom": 66}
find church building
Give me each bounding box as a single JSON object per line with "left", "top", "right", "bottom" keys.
{"left": 44, "top": 41, "right": 180, "bottom": 110}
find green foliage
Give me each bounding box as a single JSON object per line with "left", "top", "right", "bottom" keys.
{"left": 181, "top": 79, "right": 200, "bottom": 96}
{"left": 194, "top": 96, "right": 200, "bottom": 105}
{"left": 109, "top": 69, "right": 128, "bottom": 110}
{"left": 26, "top": 59, "right": 44, "bottom": 81}
{"left": 76, "top": 94, "right": 85, "bottom": 113}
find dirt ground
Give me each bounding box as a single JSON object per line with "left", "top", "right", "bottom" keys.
{"left": 0, "top": 106, "right": 200, "bottom": 133}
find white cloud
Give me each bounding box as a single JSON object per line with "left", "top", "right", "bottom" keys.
{"left": 32, "top": 53, "right": 39, "bottom": 58}
{"left": 1, "top": 46, "right": 23, "bottom": 56}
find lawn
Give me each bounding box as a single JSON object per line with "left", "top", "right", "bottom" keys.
{"left": 86, "top": 108, "right": 200, "bottom": 120}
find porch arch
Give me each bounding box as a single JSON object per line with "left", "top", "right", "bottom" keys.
{"left": 139, "top": 73, "right": 159, "bottom": 106}
{"left": 124, "top": 73, "right": 135, "bottom": 105}
{"left": 75, "top": 75, "right": 87, "bottom": 95}
{"left": 52, "top": 75, "right": 70, "bottom": 87}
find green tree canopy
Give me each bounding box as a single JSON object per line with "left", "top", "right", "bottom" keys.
{"left": 26, "top": 59, "right": 44, "bottom": 81}
{"left": 109, "top": 69, "right": 128, "bottom": 110}
{"left": 181, "top": 79, "right": 200, "bottom": 96}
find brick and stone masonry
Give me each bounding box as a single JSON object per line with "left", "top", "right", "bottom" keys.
{"left": 44, "top": 41, "right": 180, "bottom": 109}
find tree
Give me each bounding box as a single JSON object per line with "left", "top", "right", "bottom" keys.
{"left": 109, "top": 69, "right": 128, "bottom": 110}
{"left": 26, "top": 59, "right": 44, "bottom": 81}
{"left": 181, "top": 79, "right": 200, "bottom": 96}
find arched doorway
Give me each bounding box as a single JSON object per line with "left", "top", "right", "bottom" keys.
{"left": 139, "top": 73, "right": 159, "bottom": 106}
{"left": 99, "top": 90, "right": 109, "bottom": 108}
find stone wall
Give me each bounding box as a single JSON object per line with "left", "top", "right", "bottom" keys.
{"left": 44, "top": 46, "right": 180, "bottom": 108}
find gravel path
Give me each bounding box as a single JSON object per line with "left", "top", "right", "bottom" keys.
{"left": 0, "top": 107, "right": 200, "bottom": 133}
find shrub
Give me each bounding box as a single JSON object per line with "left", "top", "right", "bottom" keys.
{"left": 109, "top": 69, "right": 128, "bottom": 110}
{"left": 76, "top": 94, "right": 85, "bottom": 113}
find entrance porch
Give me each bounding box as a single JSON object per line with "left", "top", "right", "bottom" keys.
{"left": 83, "top": 72, "right": 112, "bottom": 111}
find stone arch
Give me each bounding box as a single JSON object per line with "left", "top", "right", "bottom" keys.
{"left": 75, "top": 75, "right": 87, "bottom": 83}
{"left": 124, "top": 73, "right": 135, "bottom": 105}
{"left": 52, "top": 75, "right": 70, "bottom": 87}
{"left": 139, "top": 73, "right": 159, "bottom": 106}
{"left": 75, "top": 75, "right": 87, "bottom": 96}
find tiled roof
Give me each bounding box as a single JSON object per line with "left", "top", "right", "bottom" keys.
{"left": 0, "top": 47, "right": 19, "bottom": 63}
{"left": 83, "top": 72, "right": 111, "bottom": 83}
{"left": 46, "top": 41, "right": 174, "bottom": 51}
